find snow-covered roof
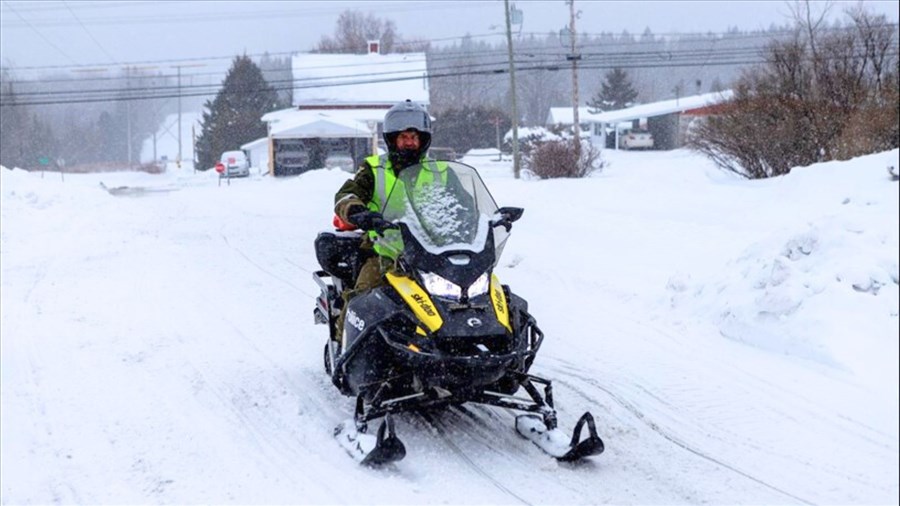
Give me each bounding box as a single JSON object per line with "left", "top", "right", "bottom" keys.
{"left": 262, "top": 107, "right": 392, "bottom": 126}
{"left": 240, "top": 137, "right": 268, "bottom": 151}
{"left": 547, "top": 90, "right": 734, "bottom": 125}
{"left": 269, "top": 114, "right": 373, "bottom": 139}
{"left": 291, "top": 52, "right": 429, "bottom": 107}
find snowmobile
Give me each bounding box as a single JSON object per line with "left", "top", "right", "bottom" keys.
{"left": 312, "top": 160, "right": 604, "bottom": 466}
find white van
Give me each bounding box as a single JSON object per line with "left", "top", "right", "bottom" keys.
{"left": 219, "top": 150, "right": 250, "bottom": 177}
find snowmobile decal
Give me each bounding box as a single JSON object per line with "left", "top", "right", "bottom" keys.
{"left": 490, "top": 273, "right": 512, "bottom": 332}
{"left": 347, "top": 309, "right": 365, "bottom": 331}
{"left": 386, "top": 272, "right": 443, "bottom": 332}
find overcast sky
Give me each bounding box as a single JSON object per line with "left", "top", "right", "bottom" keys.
{"left": 2, "top": 0, "right": 898, "bottom": 79}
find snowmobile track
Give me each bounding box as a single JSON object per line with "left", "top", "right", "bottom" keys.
{"left": 220, "top": 233, "right": 316, "bottom": 299}
{"left": 419, "top": 411, "right": 535, "bottom": 506}
{"left": 543, "top": 361, "right": 816, "bottom": 505}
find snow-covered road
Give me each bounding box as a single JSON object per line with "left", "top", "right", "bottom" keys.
{"left": 2, "top": 149, "right": 897, "bottom": 504}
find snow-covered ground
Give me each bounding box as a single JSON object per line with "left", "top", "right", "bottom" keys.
{"left": 2, "top": 148, "right": 898, "bottom": 504}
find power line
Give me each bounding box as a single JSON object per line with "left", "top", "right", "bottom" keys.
{"left": 5, "top": 38, "right": 887, "bottom": 100}
{"left": 2, "top": 0, "right": 78, "bottom": 65}
{"left": 2, "top": 19, "right": 895, "bottom": 107}
{"left": 11, "top": 21, "right": 890, "bottom": 74}
{"left": 61, "top": 0, "right": 119, "bottom": 65}
{"left": 5, "top": 47, "right": 897, "bottom": 108}
{"left": 0, "top": 31, "right": 810, "bottom": 84}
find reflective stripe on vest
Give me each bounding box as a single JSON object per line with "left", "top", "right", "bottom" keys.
{"left": 365, "top": 154, "right": 393, "bottom": 213}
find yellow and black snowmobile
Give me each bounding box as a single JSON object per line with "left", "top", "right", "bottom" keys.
{"left": 313, "top": 161, "right": 604, "bottom": 466}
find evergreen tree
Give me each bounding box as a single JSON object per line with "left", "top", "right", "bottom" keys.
{"left": 0, "top": 77, "right": 28, "bottom": 169}
{"left": 26, "top": 113, "right": 58, "bottom": 169}
{"left": 195, "top": 55, "right": 282, "bottom": 170}
{"left": 587, "top": 68, "right": 638, "bottom": 113}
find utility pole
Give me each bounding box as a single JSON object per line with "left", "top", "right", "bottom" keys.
{"left": 504, "top": 0, "right": 521, "bottom": 178}
{"left": 566, "top": 0, "right": 582, "bottom": 162}
{"left": 126, "top": 67, "right": 133, "bottom": 169}
{"left": 176, "top": 65, "right": 182, "bottom": 167}
{"left": 171, "top": 63, "right": 204, "bottom": 169}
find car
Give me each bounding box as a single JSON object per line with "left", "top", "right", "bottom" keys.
{"left": 429, "top": 147, "right": 458, "bottom": 161}
{"left": 219, "top": 150, "right": 250, "bottom": 177}
{"left": 619, "top": 129, "right": 654, "bottom": 150}
{"left": 325, "top": 154, "right": 356, "bottom": 173}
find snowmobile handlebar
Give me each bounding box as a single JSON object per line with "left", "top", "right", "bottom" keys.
{"left": 371, "top": 220, "right": 399, "bottom": 236}
{"left": 490, "top": 207, "right": 524, "bottom": 232}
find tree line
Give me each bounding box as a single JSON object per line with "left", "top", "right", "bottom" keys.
{"left": 2, "top": 6, "right": 897, "bottom": 179}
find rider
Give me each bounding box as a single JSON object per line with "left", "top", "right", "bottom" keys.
{"left": 332, "top": 99, "right": 433, "bottom": 344}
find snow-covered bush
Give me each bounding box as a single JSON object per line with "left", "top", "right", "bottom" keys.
{"left": 507, "top": 125, "right": 602, "bottom": 178}
{"left": 525, "top": 139, "right": 602, "bottom": 179}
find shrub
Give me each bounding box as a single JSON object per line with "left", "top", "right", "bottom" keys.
{"left": 688, "top": 7, "right": 898, "bottom": 179}
{"left": 526, "top": 139, "right": 603, "bottom": 179}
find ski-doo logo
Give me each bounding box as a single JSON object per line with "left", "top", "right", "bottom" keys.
{"left": 492, "top": 285, "right": 506, "bottom": 316}
{"left": 385, "top": 272, "right": 444, "bottom": 332}
{"left": 347, "top": 310, "right": 365, "bottom": 331}
{"left": 410, "top": 294, "right": 437, "bottom": 317}
{"left": 490, "top": 274, "right": 512, "bottom": 333}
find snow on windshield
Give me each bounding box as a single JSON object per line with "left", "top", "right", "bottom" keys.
{"left": 405, "top": 182, "right": 488, "bottom": 253}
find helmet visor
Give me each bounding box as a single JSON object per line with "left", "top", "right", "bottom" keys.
{"left": 385, "top": 109, "right": 430, "bottom": 133}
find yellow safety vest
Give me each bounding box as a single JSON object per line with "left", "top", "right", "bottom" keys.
{"left": 364, "top": 154, "right": 448, "bottom": 258}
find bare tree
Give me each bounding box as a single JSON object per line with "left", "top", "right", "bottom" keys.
{"left": 689, "top": 5, "right": 898, "bottom": 178}
{"left": 315, "top": 10, "right": 399, "bottom": 54}
{"left": 515, "top": 35, "right": 567, "bottom": 125}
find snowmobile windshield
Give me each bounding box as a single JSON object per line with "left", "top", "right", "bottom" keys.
{"left": 379, "top": 161, "right": 509, "bottom": 259}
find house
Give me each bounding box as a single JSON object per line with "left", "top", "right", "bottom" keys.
{"left": 253, "top": 41, "right": 430, "bottom": 176}
{"left": 547, "top": 90, "right": 734, "bottom": 150}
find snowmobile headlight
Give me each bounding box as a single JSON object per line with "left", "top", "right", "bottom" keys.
{"left": 420, "top": 271, "right": 462, "bottom": 300}
{"left": 467, "top": 272, "right": 490, "bottom": 298}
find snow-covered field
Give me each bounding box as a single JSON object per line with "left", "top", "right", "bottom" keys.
{"left": 2, "top": 148, "right": 898, "bottom": 504}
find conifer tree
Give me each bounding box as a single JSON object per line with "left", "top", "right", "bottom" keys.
{"left": 587, "top": 68, "right": 638, "bottom": 113}
{"left": 0, "top": 78, "right": 28, "bottom": 169}
{"left": 195, "top": 55, "right": 281, "bottom": 170}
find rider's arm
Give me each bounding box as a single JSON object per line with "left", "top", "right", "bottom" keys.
{"left": 334, "top": 163, "right": 375, "bottom": 222}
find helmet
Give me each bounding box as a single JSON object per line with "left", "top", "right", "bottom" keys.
{"left": 382, "top": 99, "right": 432, "bottom": 156}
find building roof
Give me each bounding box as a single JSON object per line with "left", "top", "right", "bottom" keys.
{"left": 269, "top": 113, "right": 373, "bottom": 139}
{"left": 240, "top": 137, "right": 268, "bottom": 151}
{"left": 262, "top": 107, "right": 393, "bottom": 126}
{"left": 291, "top": 52, "right": 429, "bottom": 107}
{"left": 547, "top": 90, "right": 734, "bottom": 125}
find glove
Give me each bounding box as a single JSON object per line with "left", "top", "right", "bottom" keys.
{"left": 348, "top": 207, "right": 392, "bottom": 235}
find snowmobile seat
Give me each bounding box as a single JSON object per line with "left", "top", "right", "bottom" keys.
{"left": 314, "top": 230, "right": 373, "bottom": 287}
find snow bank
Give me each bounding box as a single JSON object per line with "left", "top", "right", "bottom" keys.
{"left": 667, "top": 150, "right": 899, "bottom": 388}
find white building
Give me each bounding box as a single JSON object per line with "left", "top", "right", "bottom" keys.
{"left": 252, "top": 42, "right": 430, "bottom": 176}
{"left": 547, "top": 90, "right": 734, "bottom": 150}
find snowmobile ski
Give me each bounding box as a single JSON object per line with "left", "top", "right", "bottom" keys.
{"left": 334, "top": 414, "right": 406, "bottom": 466}
{"left": 516, "top": 412, "right": 604, "bottom": 462}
